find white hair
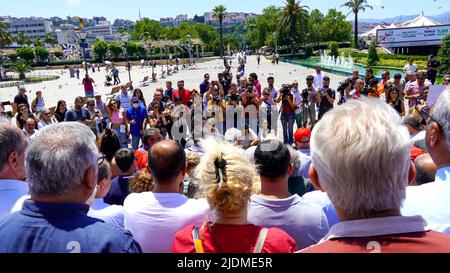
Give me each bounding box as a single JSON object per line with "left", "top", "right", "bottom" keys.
{"left": 26, "top": 122, "right": 98, "bottom": 196}
{"left": 432, "top": 90, "right": 450, "bottom": 151}
{"left": 310, "top": 97, "right": 411, "bottom": 218}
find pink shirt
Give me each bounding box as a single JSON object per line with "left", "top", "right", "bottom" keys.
{"left": 110, "top": 109, "right": 124, "bottom": 125}
{"left": 82, "top": 78, "right": 94, "bottom": 91}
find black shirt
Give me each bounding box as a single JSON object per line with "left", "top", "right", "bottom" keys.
{"left": 318, "top": 88, "right": 336, "bottom": 113}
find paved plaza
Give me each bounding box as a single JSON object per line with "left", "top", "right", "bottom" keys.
{"left": 1, "top": 55, "right": 348, "bottom": 138}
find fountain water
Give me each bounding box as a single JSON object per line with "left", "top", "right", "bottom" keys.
{"left": 319, "top": 50, "right": 354, "bottom": 70}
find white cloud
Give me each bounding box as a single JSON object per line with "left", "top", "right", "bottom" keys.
{"left": 66, "top": 0, "right": 81, "bottom": 6}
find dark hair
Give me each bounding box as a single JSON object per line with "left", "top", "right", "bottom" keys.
{"left": 366, "top": 68, "right": 374, "bottom": 74}
{"left": 267, "top": 76, "right": 274, "bottom": 82}
{"left": 74, "top": 96, "right": 84, "bottom": 104}
{"left": 323, "top": 76, "right": 330, "bottom": 81}
{"left": 254, "top": 140, "right": 291, "bottom": 179}
{"left": 414, "top": 155, "right": 436, "bottom": 186}
{"left": 148, "top": 141, "right": 186, "bottom": 183}
{"left": 204, "top": 73, "right": 210, "bottom": 78}
{"left": 249, "top": 73, "right": 258, "bottom": 81}
{"left": 143, "top": 128, "right": 161, "bottom": 145}
{"left": 114, "top": 148, "right": 136, "bottom": 173}
{"left": 56, "top": 100, "right": 66, "bottom": 113}
{"left": 368, "top": 77, "right": 378, "bottom": 87}
{"left": 306, "top": 75, "right": 314, "bottom": 81}
{"left": 97, "top": 160, "right": 110, "bottom": 184}
{"left": 99, "top": 128, "right": 121, "bottom": 162}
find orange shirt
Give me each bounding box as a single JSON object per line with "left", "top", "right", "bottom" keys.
{"left": 135, "top": 148, "right": 148, "bottom": 170}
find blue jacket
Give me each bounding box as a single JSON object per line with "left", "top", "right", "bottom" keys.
{"left": 0, "top": 200, "right": 142, "bottom": 253}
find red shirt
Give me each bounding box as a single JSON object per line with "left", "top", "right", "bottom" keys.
{"left": 301, "top": 231, "right": 450, "bottom": 253}
{"left": 411, "top": 146, "right": 425, "bottom": 162}
{"left": 172, "top": 223, "right": 297, "bottom": 253}
{"left": 82, "top": 78, "right": 94, "bottom": 91}
{"left": 172, "top": 89, "right": 191, "bottom": 106}
{"left": 134, "top": 148, "right": 148, "bottom": 170}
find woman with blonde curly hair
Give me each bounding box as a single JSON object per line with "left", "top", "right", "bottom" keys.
{"left": 172, "top": 139, "right": 296, "bottom": 253}
{"left": 129, "top": 169, "right": 154, "bottom": 193}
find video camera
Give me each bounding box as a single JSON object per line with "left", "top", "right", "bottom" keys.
{"left": 281, "top": 84, "right": 292, "bottom": 96}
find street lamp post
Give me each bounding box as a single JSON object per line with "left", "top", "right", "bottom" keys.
{"left": 76, "top": 31, "right": 89, "bottom": 76}
{"left": 166, "top": 45, "right": 170, "bottom": 75}
{"left": 150, "top": 47, "right": 156, "bottom": 81}
{"left": 120, "top": 35, "right": 132, "bottom": 89}
{"left": 187, "top": 35, "right": 192, "bottom": 65}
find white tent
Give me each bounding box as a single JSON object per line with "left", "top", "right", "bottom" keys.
{"left": 402, "top": 12, "right": 441, "bottom": 27}
{"left": 360, "top": 24, "right": 386, "bottom": 39}
{"left": 386, "top": 23, "right": 399, "bottom": 29}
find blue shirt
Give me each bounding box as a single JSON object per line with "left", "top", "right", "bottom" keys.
{"left": 64, "top": 108, "right": 91, "bottom": 122}
{"left": 114, "top": 91, "right": 132, "bottom": 109}
{"left": 126, "top": 106, "right": 147, "bottom": 136}
{"left": 248, "top": 194, "right": 329, "bottom": 250}
{"left": 0, "top": 179, "right": 29, "bottom": 219}
{"left": 104, "top": 176, "right": 131, "bottom": 206}
{"left": 199, "top": 81, "right": 209, "bottom": 95}
{"left": 0, "top": 200, "right": 142, "bottom": 253}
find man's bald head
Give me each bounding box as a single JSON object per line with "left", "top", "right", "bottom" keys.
{"left": 148, "top": 140, "right": 186, "bottom": 183}
{"left": 414, "top": 154, "right": 437, "bottom": 185}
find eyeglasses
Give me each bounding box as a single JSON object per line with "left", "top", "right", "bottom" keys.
{"left": 421, "top": 107, "right": 444, "bottom": 133}
{"left": 97, "top": 154, "right": 106, "bottom": 166}
{"left": 44, "top": 112, "right": 51, "bottom": 116}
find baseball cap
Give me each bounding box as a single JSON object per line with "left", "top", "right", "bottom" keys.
{"left": 394, "top": 73, "right": 402, "bottom": 79}
{"left": 94, "top": 92, "right": 101, "bottom": 97}
{"left": 294, "top": 128, "right": 311, "bottom": 144}
{"left": 131, "top": 96, "right": 140, "bottom": 103}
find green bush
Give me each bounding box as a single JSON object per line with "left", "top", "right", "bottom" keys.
{"left": 329, "top": 42, "right": 339, "bottom": 58}
{"left": 438, "top": 34, "right": 450, "bottom": 74}
{"left": 367, "top": 41, "right": 379, "bottom": 66}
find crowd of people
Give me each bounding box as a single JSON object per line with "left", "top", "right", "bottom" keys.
{"left": 0, "top": 53, "right": 449, "bottom": 253}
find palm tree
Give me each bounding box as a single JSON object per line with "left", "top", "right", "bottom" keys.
{"left": 33, "top": 36, "right": 43, "bottom": 47}
{"left": 16, "top": 32, "right": 32, "bottom": 47}
{"left": 341, "top": 0, "right": 373, "bottom": 49}
{"left": 44, "top": 33, "right": 58, "bottom": 46}
{"left": 0, "top": 21, "right": 13, "bottom": 47}
{"left": 12, "top": 61, "right": 30, "bottom": 80}
{"left": 213, "top": 5, "right": 227, "bottom": 58}
{"left": 279, "top": 0, "right": 310, "bottom": 55}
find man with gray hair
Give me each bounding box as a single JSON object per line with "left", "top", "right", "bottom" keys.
{"left": 0, "top": 121, "right": 29, "bottom": 219}
{"left": 302, "top": 97, "right": 450, "bottom": 253}
{"left": 402, "top": 91, "right": 450, "bottom": 234}
{"left": 0, "top": 123, "right": 142, "bottom": 253}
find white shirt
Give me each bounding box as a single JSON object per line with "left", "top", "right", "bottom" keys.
{"left": 0, "top": 179, "right": 29, "bottom": 219}
{"left": 313, "top": 72, "right": 325, "bottom": 90}
{"left": 88, "top": 198, "right": 124, "bottom": 229}
{"left": 123, "top": 192, "right": 209, "bottom": 253}
{"left": 402, "top": 166, "right": 450, "bottom": 234}
{"left": 411, "top": 130, "right": 426, "bottom": 146}
{"left": 403, "top": 64, "right": 418, "bottom": 74}
{"left": 292, "top": 89, "right": 302, "bottom": 115}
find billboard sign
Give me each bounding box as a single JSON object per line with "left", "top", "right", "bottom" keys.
{"left": 377, "top": 25, "right": 450, "bottom": 46}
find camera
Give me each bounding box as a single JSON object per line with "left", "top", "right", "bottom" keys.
{"left": 230, "top": 93, "right": 239, "bottom": 102}
{"left": 281, "top": 84, "right": 292, "bottom": 96}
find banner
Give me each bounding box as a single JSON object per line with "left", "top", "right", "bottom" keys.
{"left": 377, "top": 25, "right": 450, "bottom": 46}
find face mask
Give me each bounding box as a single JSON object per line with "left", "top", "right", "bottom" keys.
{"left": 133, "top": 103, "right": 140, "bottom": 108}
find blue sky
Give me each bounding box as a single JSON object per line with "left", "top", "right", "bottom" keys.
{"left": 1, "top": 0, "right": 448, "bottom": 21}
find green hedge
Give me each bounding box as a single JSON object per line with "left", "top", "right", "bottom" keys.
{"left": 351, "top": 52, "right": 428, "bottom": 61}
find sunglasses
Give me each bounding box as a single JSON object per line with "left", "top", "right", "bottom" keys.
{"left": 421, "top": 107, "right": 444, "bottom": 133}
